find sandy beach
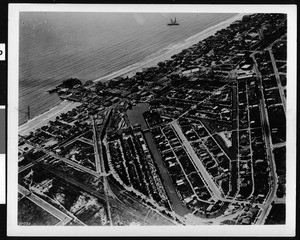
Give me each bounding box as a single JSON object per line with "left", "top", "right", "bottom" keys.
{"left": 18, "top": 14, "right": 244, "bottom": 136}
{"left": 94, "top": 13, "right": 245, "bottom": 82}
{"left": 19, "top": 100, "right": 81, "bottom": 136}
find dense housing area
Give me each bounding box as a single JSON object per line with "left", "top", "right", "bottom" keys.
{"left": 18, "top": 13, "right": 286, "bottom": 226}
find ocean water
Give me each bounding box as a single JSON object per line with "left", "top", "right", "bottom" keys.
{"left": 19, "top": 12, "right": 238, "bottom": 125}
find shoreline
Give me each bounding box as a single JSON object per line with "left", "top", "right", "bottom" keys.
{"left": 93, "top": 13, "right": 245, "bottom": 83}
{"left": 19, "top": 13, "right": 246, "bottom": 134}
{"left": 19, "top": 100, "right": 82, "bottom": 136}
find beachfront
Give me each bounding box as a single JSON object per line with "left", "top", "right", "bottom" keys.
{"left": 19, "top": 101, "right": 81, "bottom": 136}
{"left": 18, "top": 13, "right": 244, "bottom": 134}
{"left": 94, "top": 13, "right": 245, "bottom": 82}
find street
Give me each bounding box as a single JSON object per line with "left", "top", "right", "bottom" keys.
{"left": 251, "top": 52, "right": 279, "bottom": 224}
{"left": 171, "top": 121, "right": 224, "bottom": 200}
{"left": 18, "top": 184, "right": 72, "bottom": 226}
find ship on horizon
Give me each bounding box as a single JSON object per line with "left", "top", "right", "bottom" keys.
{"left": 167, "top": 18, "right": 179, "bottom": 26}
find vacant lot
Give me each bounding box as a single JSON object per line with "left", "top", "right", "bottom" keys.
{"left": 18, "top": 197, "right": 60, "bottom": 225}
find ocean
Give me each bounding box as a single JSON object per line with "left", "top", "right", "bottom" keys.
{"left": 19, "top": 12, "right": 238, "bottom": 125}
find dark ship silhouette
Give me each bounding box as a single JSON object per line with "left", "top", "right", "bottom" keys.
{"left": 167, "top": 18, "right": 179, "bottom": 26}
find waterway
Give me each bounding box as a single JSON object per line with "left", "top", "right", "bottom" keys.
{"left": 126, "top": 103, "right": 149, "bottom": 130}
{"left": 143, "top": 131, "right": 192, "bottom": 217}
{"left": 126, "top": 101, "right": 191, "bottom": 216}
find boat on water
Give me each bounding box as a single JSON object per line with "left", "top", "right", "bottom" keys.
{"left": 167, "top": 18, "right": 179, "bottom": 26}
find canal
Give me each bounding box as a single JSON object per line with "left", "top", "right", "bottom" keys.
{"left": 126, "top": 103, "right": 149, "bottom": 130}
{"left": 126, "top": 102, "right": 191, "bottom": 216}
{"left": 143, "top": 131, "right": 192, "bottom": 217}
